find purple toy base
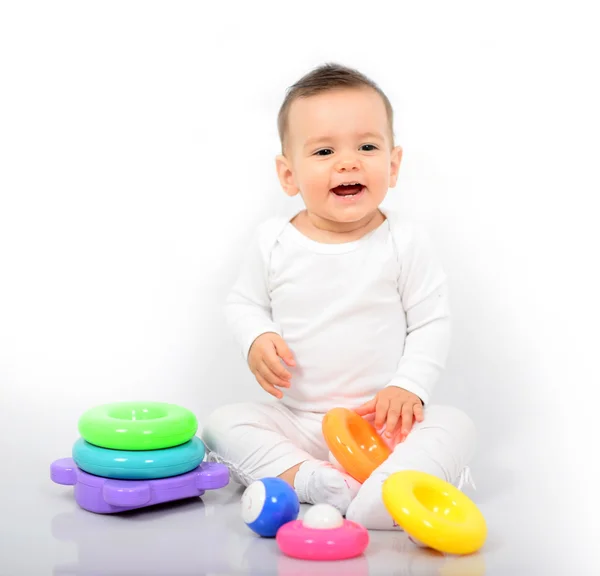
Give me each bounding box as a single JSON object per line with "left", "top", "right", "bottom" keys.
{"left": 51, "top": 457, "right": 229, "bottom": 514}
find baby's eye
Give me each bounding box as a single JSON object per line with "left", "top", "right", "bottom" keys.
{"left": 361, "top": 144, "right": 378, "bottom": 151}
{"left": 315, "top": 149, "right": 333, "bottom": 156}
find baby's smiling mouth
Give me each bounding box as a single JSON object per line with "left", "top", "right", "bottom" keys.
{"left": 330, "top": 182, "right": 365, "bottom": 197}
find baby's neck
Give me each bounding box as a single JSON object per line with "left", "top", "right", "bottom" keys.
{"left": 291, "top": 209, "right": 385, "bottom": 244}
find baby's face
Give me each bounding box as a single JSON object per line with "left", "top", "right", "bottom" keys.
{"left": 276, "top": 87, "right": 402, "bottom": 226}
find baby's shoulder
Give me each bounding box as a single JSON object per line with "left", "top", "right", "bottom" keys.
{"left": 383, "top": 209, "right": 422, "bottom": 250}
{"left": 252, "top": 215, "right": 291, "bottom": 252}
{"left": 383, "top": 209, "right": 445, "bottom": 276}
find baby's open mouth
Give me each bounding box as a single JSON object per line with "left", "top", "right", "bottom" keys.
{"left": 330, "top": 182, "right": 365, "bottom": 197}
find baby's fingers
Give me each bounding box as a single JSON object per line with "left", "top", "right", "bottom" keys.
{"left": 255, "top": 371, "right": 283, "bottom": 399}
{"left": 260, "top": 360, "right": 291, "bottom": 388}
{"left": 272, "top": 337, "right": 296, "bottom": 367}
{"left": 374, "top": 398, "right": 389, "bottom": 430}
{"left": 384, "top": 400, "right": 403, "bottom": 437}
{"left": 413, "top": 402, "right": 424, "bottom": 422}
{"left": 266, "top": 351, "right": 293, "bottom": 381}
{"left": 354, "top": 398, "right": 377, "bottom": 416}
{"left": 399, "top": 402, "right": 415, "bottom": 439}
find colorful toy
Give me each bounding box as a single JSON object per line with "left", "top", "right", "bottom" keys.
{"left": 71, "top": 436, "right": 205, "bottom": 479}
{"left": 51, "top": 401, "right": 229, "bottom": 514}
{"left": 276, "top": 503, "right": 369, "bottom": 561}
{"left": 77, "top": 401, "right": 198, "bottom": 451}
{"left": 241, "top": 478, "right": 299, "bottom": 537}
{"left": 322, "top": 407, "right": 487, "bottom": 555}
{"left": 382, "top": 470, "right": 487, "bottom": 555}
{"left": 322, "top": 407, "right": 391, "bottom": 483}
{"left": 51, "top": 507, "right": 237, "bottom": 575}
{"left": 51, "top": 457, "right": 228, "bottom": 514}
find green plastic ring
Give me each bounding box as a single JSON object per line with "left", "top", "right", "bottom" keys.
{"left": 78, "top": 401, "right": 198, "bottom": 451}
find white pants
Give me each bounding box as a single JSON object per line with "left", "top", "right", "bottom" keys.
{"left": 201, "top": 401, "right": 477, "bottom": 488}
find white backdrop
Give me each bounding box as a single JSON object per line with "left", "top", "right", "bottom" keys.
{"left": 1, "top": 1, "right": 598, "bottom": 570}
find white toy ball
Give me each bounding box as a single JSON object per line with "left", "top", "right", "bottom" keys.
{"left": 302, "top": 503, "right": 344, "bottom": 530}
{"left": 241, "top": 480, "right": 266, "bottom": 525}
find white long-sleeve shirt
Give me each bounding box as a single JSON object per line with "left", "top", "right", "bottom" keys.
{"left": 224, "top": 208, "right": 451, "bottom": 413}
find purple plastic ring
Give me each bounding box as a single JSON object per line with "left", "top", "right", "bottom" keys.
{"left": 50, "top": 457, "right": 229, "bottom": 514}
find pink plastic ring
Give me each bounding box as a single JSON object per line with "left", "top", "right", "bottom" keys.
{"left": 276, "top": 519, "right": 369, "bottom": 561}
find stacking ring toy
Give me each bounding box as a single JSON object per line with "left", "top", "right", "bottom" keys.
{"left": 276, "top": 503, "right": 369, "bottom": 561}
{"left": 78, "top": 401, "right": 197, "bottom": 450}
{"left": 382, "top": 470, "right": 487, "bottom": 555}
{"left": 51, "top": 457, "right": 229, "bottom": 514}
{"left": 72, "top": 436, "right": 206, "bottom": 479}
{"left": 322, "top": 407, "right": 391, "bottom": 483}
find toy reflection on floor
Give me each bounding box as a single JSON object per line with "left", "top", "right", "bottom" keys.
{"left": 356, "top": 532, "right": 487, "bottom": 576}
{"left": 242, "top": 532, "right": 371, "bottom": 576}
{"left": 50, "top": 401, "right": 229, "bottom": 513}
{"left": 50, "top": 498, "right": 238, "bottom": 576}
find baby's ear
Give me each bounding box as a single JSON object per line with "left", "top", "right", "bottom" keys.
{"left": 389, "top": 146, "right": 403, "bottom": 188}
{"left": 275, "top": 154, "right": 300, "bottom": 197}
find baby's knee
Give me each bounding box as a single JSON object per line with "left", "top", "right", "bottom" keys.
{"left": 423, "top": 405, "right": 477, "bottom": 447}
{"left": 424, "top": 404, "right": 474, "bottom": 427}
{"left": 201, "top": 402, "right": 251, "bottom": 454}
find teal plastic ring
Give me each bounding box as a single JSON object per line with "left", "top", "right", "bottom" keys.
{"left": 72, "top": 436, "right": 206, "bottom": 480}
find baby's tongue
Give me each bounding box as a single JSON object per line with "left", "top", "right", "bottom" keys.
{"left": 332, "top": 184, "right": 362, "bottom": 196}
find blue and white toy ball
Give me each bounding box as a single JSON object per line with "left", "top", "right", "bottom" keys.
{"left": 241, "top": 477, "right": 299, "bottom": 537}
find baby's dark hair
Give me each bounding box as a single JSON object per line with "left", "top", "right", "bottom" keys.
{"left": 277, "top": 62, "right": 395, "bottom": 154}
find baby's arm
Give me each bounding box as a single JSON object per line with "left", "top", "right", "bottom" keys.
{"left": 355, "top": 221, "right": 450, "bottom": 438}
{"left": 224, "top": 222, "right": 281, "bottom": 359}
{"left": 388, "top": 223, "right": 451, "bottom": 406}
{"left": 224, "top": 220, "right": 295, "bottom": 397}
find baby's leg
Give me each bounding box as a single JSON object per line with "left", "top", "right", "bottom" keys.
{"left": 345, "top": 404, "right": 477, "bottom": 530}
{"left": 201, "top": 402, "right": 360, "bottom": 514}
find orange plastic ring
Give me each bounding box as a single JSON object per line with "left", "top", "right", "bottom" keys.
{"left": 322, "top": 407, "right": 391, "bottom": 483}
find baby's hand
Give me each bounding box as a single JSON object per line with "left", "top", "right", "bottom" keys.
{"left": 248, "top": 332, "right": 296, "bottom": 399}
{"left": 354, "top": 386, "right": 424, "bottom": 442}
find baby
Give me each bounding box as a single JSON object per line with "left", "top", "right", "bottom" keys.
{"left": 202, "top": 63, "right": 476, "bottom": 530}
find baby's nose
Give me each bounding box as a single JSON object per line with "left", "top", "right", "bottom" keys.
{"left": 336, "top": 157, "right": 360, "bottom": 171}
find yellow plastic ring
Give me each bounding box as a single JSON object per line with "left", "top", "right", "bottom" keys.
{"left": 382, "top": 470, "right": 487, "bottom": 555}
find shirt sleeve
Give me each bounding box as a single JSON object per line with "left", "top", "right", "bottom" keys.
{"left": 386, "top": 220, "right": 451, "bottom": 405}
{"left": 224, "top": 220, "right": 284, "bottom": 361}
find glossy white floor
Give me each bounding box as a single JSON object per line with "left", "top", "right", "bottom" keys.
{"left": 0, "top": 450, "right": 574, "bottom": 576}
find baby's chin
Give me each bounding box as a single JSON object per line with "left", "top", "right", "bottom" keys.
{"left": 324, "top": 206, "right": 384, "bottom": 224}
